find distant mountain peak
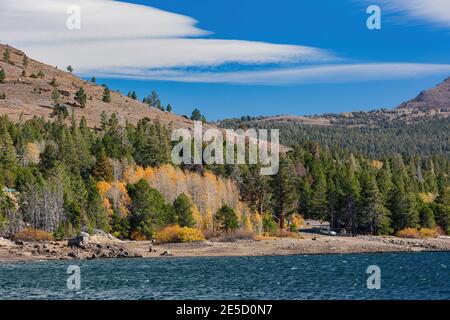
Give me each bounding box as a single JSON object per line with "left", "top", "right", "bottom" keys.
{"left": 398, "top": 77, "right": 450, "bottom": 110}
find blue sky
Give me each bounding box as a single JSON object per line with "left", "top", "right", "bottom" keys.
{"left": 2, "top": 0, "right": 450, "bottom": 120}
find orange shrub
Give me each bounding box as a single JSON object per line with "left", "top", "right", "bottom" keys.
{"left": 130, "top": 231, "right": 147, "bottom": 241}
{"left": 397, "top": 228, "right": 420, "bottom": 238}
{"left": 418, "top": 228, "right": 438, "bottom": 238}
{"left": 15, "top": 227, "right": 53, "bottom": 242}
{"left": 156, "top": 225, "right": 205, "bottom": 243}
{"left": 178, "top": 227, "right": 205, "bottom": 243}
{"left": 397, "top": 228, "right": 439, "bottom": 239}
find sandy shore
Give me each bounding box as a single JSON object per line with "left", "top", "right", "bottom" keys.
{"left": 1, "top": 233, "right": 450, "bottom": 263}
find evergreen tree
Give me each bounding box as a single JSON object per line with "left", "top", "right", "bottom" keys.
{"left": 173, "top": 193, "right": 195, "bottom": 227}
{"left": 0, "top": 68, "right": 5, "bottom": 84}
{"left": 359, "top": 172, "right": 392, "bottom": 234}
{"left": 337, "top": 159, "right": 360, "bottom": 234}
{"left": 127, "top": 179, "right": 170, "bottom": 239}
{"left": 215, "top": 205, "right": 239, "bottom": 232}
{"left": 271, "top": 157, "right": 297, "bottom": 229}
{"left": 92, "top": 151, "right": 113, "bottom": 182}
{"left": 102, "top": 86, "right": 111, "bottom": 103}
{"left": 67, "top": 65, "right": 74, "bottom": 73}
{"left": 191, "top": 108, "right": 202, "bottom": 121}
{"left": 22, "top": 55, "right": 29, "bottom": 69}
{"left": 309, "top": 164, "right": 328, "bottom": 222}
{"left": 51, "top": 88, "right": 61, "bottom": 105}
{"left": 419, "top": 205, "right": 436, "bottom": 229}
{"left": 75, "top": 87, "right": 87, "bottom": 108}
{"left": 2, "top": 48, "right": 10, "bottom": 63}
{"left": 166, "top": 104, "right": 172, "bottom": 113}
{"left": 389, "top": 173, "right": 419, "bottom": 231}
{"left": 145, "top": 90, "right": 161, "bottom": 109}
{"left": 0, "top": 130, "right": 18, "bottom": 169}
{"left": 40, "top": 144, "right": 58, "bottom": 172}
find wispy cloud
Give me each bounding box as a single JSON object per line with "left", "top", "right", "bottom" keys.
{"left": 361, "top": 0, "right": 450, "bottom": 29}
{"left": 1, "top": 0, "right": 449, "bottom": 85}
{"left": 94, "top": 63, "right": 450, "bottom": 84}
{"left": 0, "top": 0, "right": 332, "bottom": 73}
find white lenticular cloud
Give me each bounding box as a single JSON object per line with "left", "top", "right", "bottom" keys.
{"left": 0, "top": 0, "right": 207, "bottom": 44}
{"left": 364, "top": 0, "right": 450, "bottom": 29}
{"left": 0, "top": 0, "right": 332, "bottom": 73}
{"left": 95, "top": 63, "right": 450, "bottom": 84}
{"left": 2, "top": 0, "right": 448, "bottom": 84}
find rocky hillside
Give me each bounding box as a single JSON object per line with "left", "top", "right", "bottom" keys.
{"left": 0, "top": 44, "right": 196, "bottom": 130}
{"left": 398, "top": 77, "right": 450, "bottom": 110}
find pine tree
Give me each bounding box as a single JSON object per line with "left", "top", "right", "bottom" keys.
{"left": 22, "top": 55, "right": 29, "bottom": 69}
{"left": 215, "top": 205, "right": 239, "bottom": 232}
{"left": 337, "top": 160, "right": 360, "bottom": 234}
{"left": 0, "top": 68, "right": 5, "bottom": 84}
{"left": 173, "top": 193, "right": 195, "bottom": 227}
{"left": 131, "top": 91, "right": 137, "bottom": 100}
{"left": 145, "top": 90, "right": 161, "bottom": 109}
{"left": 271, "top": 157, "right": 297, "bottom": 229}
{"left": 309, "top": 164, "right": 328, "bottom": 222}
{"left": 389, "top": 173, "right": 419, "bottom": 231}
{"left": 39, "top": 144, "right": 58, "bottom": 172}
{"left": 419, "top": 205, "right": 436, "bottom": 229}
{"left": 2, "top": 48, "right": 10, "bottom": 63}
{"left": 92, "top": 151, "right": 113, "bottom": 182}
{"left": 127, "top": 179, "right": 170, "bottom": 239}
{"left": 191, "top": 108, "right": 202, "bottom": 121}
{"left": 75, "top": 87, "right": 87, "bottom": 108}
{"left": 0, "top": 130, "right": 18, "bottom": 168}
{"left": 359, "top": 172, "right": 392, "bottom": 234}
{"left": 166, "top": 104, "right": 172, "bottom": 113}
{"left": 102, "top": 86, "right": 111, "bottom": 103}
{"left": 91, "top": 77, "right": 96, "bottom": 83}
{"left": 51, "top": 88, "right": 61, "bottom": 105}
{"left": 67, "top": 65, "right": 74, "bottom": 73}
{"left": 85, "top": 176, "right": 109, "bottom": 232}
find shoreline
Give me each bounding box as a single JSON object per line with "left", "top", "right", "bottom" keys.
{"left": 1, "top": 234, "right": 450, "bottom": 263}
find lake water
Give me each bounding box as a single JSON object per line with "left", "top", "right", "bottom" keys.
{"left": 0, "top": 252, "right": 449, "bottom": 300}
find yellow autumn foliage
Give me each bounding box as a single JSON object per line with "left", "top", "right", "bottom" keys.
{"left": 397, "top": 227, "right": 438, "bottom": 239}
{"left": 156, "top": 225, "right": 205, "bottom": 243}
{"left": 96, "top": 181, "right": 130, "bottom": 217}
{"left": 98, "top": 162, "right": 262, "bottom": 234}
{"left": 290, "top": 214, "right": 305, "bottom": 229}
{"left": 418, "top": 192, "right": 436, "bottom": 204}
{"left": 23, "top": 142, "right": 41, "bottom": 166}
{"left": 371, "top": 160, "right": 384, "bottom": 170}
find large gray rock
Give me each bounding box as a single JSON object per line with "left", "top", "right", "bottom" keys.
{"left": 68, "top": 233, "right": 90, "bottom": 247}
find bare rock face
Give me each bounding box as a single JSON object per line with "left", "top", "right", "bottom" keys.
{"left": 398, "top": 77, "right": 450, "bottom": 110}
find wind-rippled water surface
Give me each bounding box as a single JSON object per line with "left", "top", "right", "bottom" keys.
{"left": 0, "top": 252, "right": 449, "bottom": 300}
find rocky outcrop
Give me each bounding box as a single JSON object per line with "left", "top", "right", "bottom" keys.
{"left": 398, "top": 77, "right": 450, "bottom": 110}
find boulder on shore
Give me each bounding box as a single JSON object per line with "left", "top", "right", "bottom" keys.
{"left": 68, "top": 233, "right": 90, "bottom": 247}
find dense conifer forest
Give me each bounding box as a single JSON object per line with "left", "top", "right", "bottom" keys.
{"left": 1, "top": 110, "right": 449, "bottom": 240}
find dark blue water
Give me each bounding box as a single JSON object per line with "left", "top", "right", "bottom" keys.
{"left": 0, "top": 252, "right": 449, "bottom": 300}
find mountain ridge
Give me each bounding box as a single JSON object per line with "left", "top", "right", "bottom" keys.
{"left": 398, "top": 76, "right": 450, "bottom": 111}
{"left": 0, "top": 44, "right": 199, "bottom": 130}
